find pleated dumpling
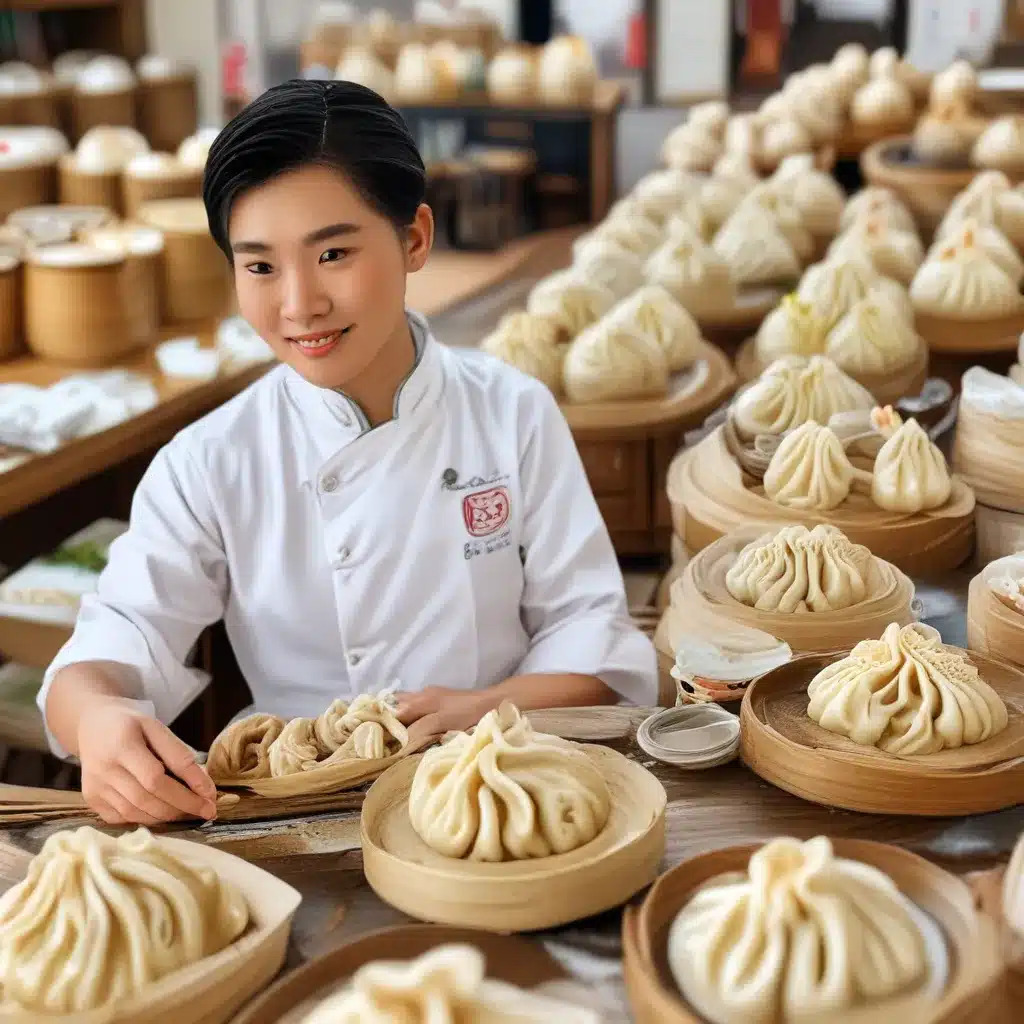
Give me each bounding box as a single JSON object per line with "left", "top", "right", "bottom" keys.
{"left": 713, "top": 206, "right": 801, "bottom": 287}
{"left": 570, "top": 235, "right": 646, "bottom": 298}
{"left": 754, "top": 292, "right": 829, "bottom": 363}
{"left": 526, "top": 269, "right": 616, "bottom": 340}
{"left": 409, "top": 703, "right": 611, "bottom": 862}
{"left": 613, "top": 283, "right": 701, "bottom": 372}
{"left": 930, "top": 58, "right": 978, "bottom": 110}
{"left": 314, "top": 692, "right": 408, "bottom": 764}
{"left": 851, "top": 76, "right": 914, "bottom": 127}
{"left": 913, "top": 103, "right": 977, "bottom": 164}
{"left": 796, "top": 255, "right": 881, "bottom": 329}
{"left": 562, "top": 300, "right": 670, "bottom": 402}
{"left": 645, "top": 231, "right": 737, "bottom": 317}
{"left": 770, "top": 154, "right": 846, "bottom": 237}
{"left": 825, "top": 293, "right": 921, "bottom": 375}
{"left": 737, "top": 183, "right": 815, "bottom": 261}
{"left": 940, "top": 170, "right": 1024, "bottom": 249}
{"left": 667, "top": 835, "right": 928, "bottom": 1024}
{"left": 972, "top": 115, "right": 1024, "bottom": 174}
{"left": 268, "top": 717, "right": 321, "bottom": 776}
{"left": 871, "top": 413, "right": 952, "bottom": 513}
{"left": 829, "top": 215, "right": 924, "bottom": 285}
{"left": 662, "top": 121, "right": 722, "bottom": 173}
{"left": 299, "top": 944, "right": 599, "bottom": 1024}
{"left": 480, "top": 311, "right": 564, "bottom": 393}
{"left": 574, "top": 211, "right": 663, "bottom": 261}
{"left": 687, "top": 100, "right": 730, "bottom": 137}
{"left": 910, "top": 229, "right": 1024, "bottom": 319}
{"left": 731, "top": 354, "right": 875, "bottom": 440}
{"left": 206, "top": 712, "right": 285, "bottom": 781}
{"left": 725, "top": 524, "right": 872, "bottom": 613}
{"left": 932, "top": 217, "right": 1024, "bottom": 285}
{"left": 759, "top": 116, "right": 813, "bottom": 168}
{"left": 628, "top": 167, "right": 702, "bottom": 226}
{"left": 807, "top": 622, "right": 1009, "bottom": 754}
{"left": 840, "top": 186, "right": 916, "bottom": 235}
{"left": 0, "top": 826, "right": 249, "bottom": 1014}
{"left": 763, "top": 421, "right": 861, "bottom": 511}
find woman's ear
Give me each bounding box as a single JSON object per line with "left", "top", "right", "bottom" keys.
{"left": 405, "top": 203, "right": 434, "bottom": 272}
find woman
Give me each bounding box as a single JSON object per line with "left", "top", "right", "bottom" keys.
{"left": 40, "top": 79, "right": 657, "bottom": 826}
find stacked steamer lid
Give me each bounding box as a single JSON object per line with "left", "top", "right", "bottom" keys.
{"left": 135, "top": 54, "right": 199, "bottom": 153}
{"left": 0, "top": 61, "right": 60, "bottom": 129}
{"left": 69, "top": 55, "right": 138, "bottom": 141}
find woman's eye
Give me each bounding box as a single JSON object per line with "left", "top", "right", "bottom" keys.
{"left": 319, "top": 247, "right": 350, "bottom": 264}
{"left": 245, "top": 262, "right": 273, "bottom": 276}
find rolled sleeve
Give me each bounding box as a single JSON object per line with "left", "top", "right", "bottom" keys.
{"left": 513, "top": 387, "right": 658, "bottom": 705}
{"left": 37, "top": 438, "right": 227, "bottom": 757}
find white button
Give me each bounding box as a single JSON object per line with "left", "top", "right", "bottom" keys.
{"left": 348, "top": 651, "right": 362, "bottom": 666}
{"left": 337, "top": 545, "right": 350, "bottom": 561}
{"left": 321, "top": 475, "right": 338, "bottom": 493}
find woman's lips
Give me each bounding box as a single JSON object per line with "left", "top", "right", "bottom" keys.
{"left": 287, "top": 326, "right": 352, "bottom": 358}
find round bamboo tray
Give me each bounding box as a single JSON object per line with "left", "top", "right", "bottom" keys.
{"left": 0, "top": 250, "right": 23, "bottom": 361}
{"left": 23, "top": 245, "right": 147, "bottom": 366}
{"left": 915, "top": 309, "right": 1024, "bottom": 355}
{"left": 0, "top": 836, "right": 302, "bottom": 1024}
{"left": 967, "top": 557, "right": 1024, "bottom": 669}
{"left": 861, "top": 136, "right": 987, "bottom": 236}
{"left": 137, "top": 72, "right": 199, "bottom": 152}
{"left": 70, "top": 87, "right": 136, "bottom": 141}
{"left": 559, "top": 339, "right": 737, "bottom": 435}
{"left": 0, "top": 163, "right": 57, "bottom": 220}
{"left": 655, "top": 525, "right": 917, "bottom": 665}
{"left": 232, "top": 925, "right": 572, "bottom": 1024}
{"left": 695, "top": 286, "right": 784, "bottom": 350}
{"left": 836, "top": 115, "right": 917, "bottom": 159}
{"left": 361, "top": 745, "right": 667, "bottom": 931}
{"left": 57, "top": 155, "right": 123, "bottom": 214}
{"left": 6, "top": 203, "right": 111, "bottom": 244}
{"left": 123, "top": 165, "right": 203, "bottom": 218}
{"left": 137, "top": 198, "right": 232, "bottom": 323}
{"left": 739, "top": 646, "right": 1024, "bottom": 816}
{"left": 975, "top": 503, "right": 1024, "bottom": 565}
{"left": 623, "top": 838, "right": 1004, "bottom": 1024}
{"left": 734, "top": 333, "right": 929, "bottom": 407}
{"left": 666, "top": 427, "right": 976, "bottom": 575}
{"left": 0, "top": 88, "right": 60, "bottom": 129}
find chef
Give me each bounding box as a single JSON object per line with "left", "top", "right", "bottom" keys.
{"left": 39, "top": 79, "right": 658, "bottom": 826}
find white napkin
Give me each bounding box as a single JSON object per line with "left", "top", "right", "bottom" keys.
{"left": 215, "top": 316, "right": 274, "bottom": 368}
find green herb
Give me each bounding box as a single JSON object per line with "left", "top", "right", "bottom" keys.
{"left": 42, "top": 540, "right": 109, "bottom": 574}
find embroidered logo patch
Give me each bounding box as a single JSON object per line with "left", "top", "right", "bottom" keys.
{"left": 463, "top": 486, "right": 510, "bottom": 537}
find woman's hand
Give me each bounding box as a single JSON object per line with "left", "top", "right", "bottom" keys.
{"left": 78, "top": 700, "right": 218, "bottom": 826}
{"left": 395, "top": 687, "right": 494, "bottom": 739}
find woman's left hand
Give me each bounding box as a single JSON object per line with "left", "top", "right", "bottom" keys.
{"left": 394, "top": 686, "right": 494, "bottom": 738}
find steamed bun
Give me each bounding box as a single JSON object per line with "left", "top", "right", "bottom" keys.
{"left": 526, "top": 269, "right": 616, "bottom": 339}
{"left": 645, "top": 231, "right": 737, "bottom": 317}
{"left": 480, "top": 312, "right": 564, "bottom": 393}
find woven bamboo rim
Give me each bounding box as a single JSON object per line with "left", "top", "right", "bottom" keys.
{"left": 739, "top": 646, "right": 1024, "bottom": 816}
{"left": 57, "top": 155, "right": 123, "bottom": 215}
{"left": 560, "top": 339, "right": 736, "bottom": 434}
{"left": 0, "top": 165, "right": 55, "bottom": 220}
{"left": 360, "top": 745, "right": 667, "bottom": 931}
{"left": 666, "top": 426, "right": 976, "bottom": 574}
{"left": 0, "top": 263, "right": 22, "bottom": 361}
{"left": 655, "top": 525, "right": 916, "bottom": 668}
{"left": 967, "top": 558, "right": 1024, "bottom": 670}
{"left": 137, "top": 73, "right": 199, "bottom": 152}
{"left": 861, "top": 136, "right": 981, "bottom": 234}
{"left": 953, "top": 389, "right": 1024, "bottom": 511}
{"left": 0, "top": 836, "right": 301, "bottom": 1024}
{"left": 212, "top": 715, "right": 436, "bottom": 799}
{"left": 70, "top": 88, "right": 136, "bottom": 141}
{"left": 232, "top": 925, "right": 570, "bottom": 1024}
{"left": 975, "top": 503, "right": 1024, "bottom": 565}
{"left": 735, "top": 333, "right": 929, "bottom": 407}
{"left": 915, "top": 309, "right": 1024, "bottom": 354}
{"left": 623, "top": 837, "right": 1004, "bottom": 1024}
{"left": 696, "top": 289, "right": 784, "bottom": 349}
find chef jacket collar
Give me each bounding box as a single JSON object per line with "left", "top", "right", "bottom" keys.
{"left": 285, "top": 311, "right": 445, "bottom": 484}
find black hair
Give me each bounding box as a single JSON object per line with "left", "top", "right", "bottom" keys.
{"left": 202, "top": 78, "right": 426, "bottom": 257}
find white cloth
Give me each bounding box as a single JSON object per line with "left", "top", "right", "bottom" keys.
{"left": 39, "top": 313, "right": 656, "bottom": 757}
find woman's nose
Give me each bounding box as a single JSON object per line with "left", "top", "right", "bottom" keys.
{"left": 281, "top": 267, "right": 331, "bottom": 325}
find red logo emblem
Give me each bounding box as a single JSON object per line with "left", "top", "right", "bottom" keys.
{"left": 463, "top": 487, "right": 510, "bottom": 537}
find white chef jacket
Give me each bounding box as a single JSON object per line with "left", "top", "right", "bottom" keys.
{"left": 38, "top": 312, "right": 657, "bottom": 757}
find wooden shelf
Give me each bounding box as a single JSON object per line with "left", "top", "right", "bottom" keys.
{"left": 6, "top": 1, "right": 121, "bottom": 10}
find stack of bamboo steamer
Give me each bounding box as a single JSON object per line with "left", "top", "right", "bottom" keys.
{"left": 0, "top": 126, "right": 69, "bottom": 219}
{"left": 135, "top": 55, "right": 200, "bottom": 153}
{"left": 0, "top": 243, "right": 21, "bottom": 360}
{"left": 967, "top": 552, "right": 1024, "bottom": 669}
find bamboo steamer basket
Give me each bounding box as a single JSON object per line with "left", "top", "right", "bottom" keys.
{"left": 137, "top": 198, "right": 232, "bottom": 323}
{"left": 233, "top": 925, "right": 573, "bottom": 1024}
{"left": 57, "top": 153, "right": 123, "bottom": 213}
{"left": 123, "top": 160, "right": 203, "bottom": 218}
{"left": 696, "top": 286, "right": 784, "bottom": 350}
{"left": 0, "top": 127, "right": 67, "bottom": 219}
{"left": 209, "top": 716, "right": 435, "bottom": 799}
{"left": 739, "top": 645, "right": 1024, "bottom": 816}
{"left": 361, "top": 745, "right": 667, "bottom": 931}
{"left": 967, "top": 555, "right": 1024, "bottom": 669}
{"left": 0, "top": 164, "right": 56, "bottom": 219}
{"left": 735, "top": 333, "right": 930, "bottom": 408}
{"left": 0, "top": 835, "right": 301, "bottom": 1024}
{"left": 623, "top": 838, "right": 1005, "bottom": 1024}
{"left": 655, "top": 525, "right": 917, "bottom": 666}
{"left": 0, "top": 85, "right": 60, "bottom": 129}
{"left": 836, "top": 113, "right": 917, "bottom": 158}
{"left": 137, "top": 71, "right": 199, "bottom": 152}
{"left": 666, "top": 426, "right": 976, "bottom": 575}
{"left": 0, "top": 246, "right": 23, "bottom": 361}
{"left": 23, "top": 243, "right": 147, "bottom": 366}
{"left": 915, "top": 308, "right": 1024, "bottom": 355}
{"left": 975, "top": 503, "right": 1024, "bottom": 564}
{"left": 6, "top": 203, "right": 111, "bottom": 245}
{"left": 70, "top": 87, "right": 136, "bottom": 140}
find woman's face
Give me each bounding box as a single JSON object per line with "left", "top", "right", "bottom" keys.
{"left": 228, "top": 163, "right": 432, "bottom": 390}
